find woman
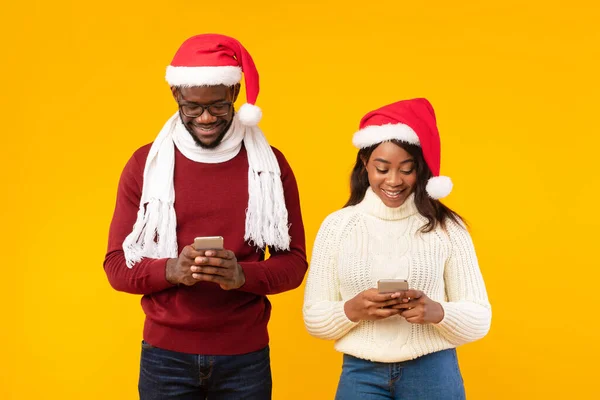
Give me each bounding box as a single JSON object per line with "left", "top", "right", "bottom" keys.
{"left": 303, "top": 98, "right": 491, "bottom": 399}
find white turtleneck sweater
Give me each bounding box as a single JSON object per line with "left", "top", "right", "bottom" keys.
{"left": 303, "top": 188, "right": 491, "bottom": 363}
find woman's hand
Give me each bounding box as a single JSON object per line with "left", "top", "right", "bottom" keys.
{"left": 344, "top": 289, "right": 405, "bottom": 322}
{"left": 392, "top": 289, "right": 445, "bottom": 324}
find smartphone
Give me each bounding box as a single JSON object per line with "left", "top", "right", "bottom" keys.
{"left": 377, "top": 279, "right": 409, "bottom": 294}
{"left": 193, "top": 236, "right": 224, "bottom": 251}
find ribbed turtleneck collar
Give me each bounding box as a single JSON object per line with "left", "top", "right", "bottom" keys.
{"left": 356, "top": 188, "right": 418, "bottom": 221}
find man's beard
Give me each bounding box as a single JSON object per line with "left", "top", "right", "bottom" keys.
{"left": 180, "top": 112, "right": 235, "bottom": 149}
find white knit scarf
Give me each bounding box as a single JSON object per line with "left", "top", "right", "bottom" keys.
{"left": 123, "top": 112, "right": 290, "bottom": 268}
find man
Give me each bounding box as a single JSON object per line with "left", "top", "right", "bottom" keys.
{"left": 104, "top": 34, "right": 307, "bottom": 399}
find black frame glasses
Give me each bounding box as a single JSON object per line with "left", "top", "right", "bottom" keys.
{"left": 177, "top": 101, "right": 233, "bottom": 118}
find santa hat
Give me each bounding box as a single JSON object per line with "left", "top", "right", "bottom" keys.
{"left": 165, "top": 34, "right": 262, "bottom": 126}
{"left": 352, "top": 98, "right": 453, "bottom": 199}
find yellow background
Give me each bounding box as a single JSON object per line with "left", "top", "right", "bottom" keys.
{"left": 2, "top": 0, "right": 599, "bottom": 398}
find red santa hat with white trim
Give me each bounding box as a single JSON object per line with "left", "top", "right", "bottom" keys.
{"left": 165, "top": 33, "right": 262, "bottom": 126}
{"left": 352, "top": 98, "right": 453, "bottom": 199}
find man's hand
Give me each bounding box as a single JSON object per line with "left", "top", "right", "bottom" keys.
{"left": 391, "top": 289, "right": 445, "bottom": 324}
{"left": 165, "top": 245, "right": 204, "bottom": 286}
{"left": 343, "top": 288, "right": 405, "bottom": 322}
{"left": 190, "top": 249, "right": 246, "bottom": 290}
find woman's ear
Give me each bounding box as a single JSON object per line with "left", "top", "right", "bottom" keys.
{"left": 360, "top": 155, "right": 367, "bottom": 168}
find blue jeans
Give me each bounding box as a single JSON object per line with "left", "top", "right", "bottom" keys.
{"left": 138, "top": 341, "right": 272, "bottom": 399}
{"left": 335, "top": 349, "right": 465, "bottom": 400}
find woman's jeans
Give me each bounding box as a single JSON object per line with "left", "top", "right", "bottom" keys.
{"left": 335, "top": 348, "right": 465, "bottom": 400}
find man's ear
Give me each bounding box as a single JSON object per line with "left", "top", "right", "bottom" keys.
{"left": 232, "top": 83, "right": 241, "bottom": 102}
{"left": 170, "top": 86, "right": 179, "bottom": 101}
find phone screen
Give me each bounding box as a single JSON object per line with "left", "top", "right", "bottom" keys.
{"left": 193, "top": 236, "right": 224, "bottom": 250}
{"left": 377, "top": 279, "right": 409, "bottom": 293}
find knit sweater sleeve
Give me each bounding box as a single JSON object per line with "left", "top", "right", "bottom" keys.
{"left": 434, "top": 220, "right": 492, "bottom": 345}
{"left": 103, "top": 146, "right": 176, "bottom": 295}
{"left": 303, "top": 212, "right": 359, "bottom": 340}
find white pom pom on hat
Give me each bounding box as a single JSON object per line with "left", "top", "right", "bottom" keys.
{"left": 238, "top": 103, "right": 263, "bottom": 126}
{"left": 352, "top": 98, "right": 453, "bottom": 199}
{"left": 165, "top": 34, "right": 262, "bottom": 126}
{"left": 426, "top": 176, "right": 453, "bottom": 200}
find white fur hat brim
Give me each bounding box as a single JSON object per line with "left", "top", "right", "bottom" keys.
{"left": 352, "top": 123, "right": 420, "bottom": 149}
{"left": 166, "top": 65, "right": 242, "bottom": 87}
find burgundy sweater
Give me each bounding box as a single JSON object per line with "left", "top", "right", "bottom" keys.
{"left": 104, "top": 143, "right": 307, "bottom": 355}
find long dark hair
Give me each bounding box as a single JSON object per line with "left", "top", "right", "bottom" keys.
{"left": 344, "top": 140, "right": 464, "bottom": 232}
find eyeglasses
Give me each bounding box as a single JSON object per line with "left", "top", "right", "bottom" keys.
{"left": 177, "top": 101, "right": 233, "bottom": 118}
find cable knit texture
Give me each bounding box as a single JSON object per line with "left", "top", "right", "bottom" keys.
{"left": 303, "top": 188, "right": 491, "bottom": 363}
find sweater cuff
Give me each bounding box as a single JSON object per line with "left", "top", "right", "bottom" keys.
{"left": 238, "top": 261, "right": 267, "bottom": 295}
{"left": 435, "top": 301, "right": 491, "bottom": 345}
{"left": 304, "top": 301, "right": 359, "bottom": 340}
{"left": 145, "top": 258, "right": 176, "bottom": 293}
